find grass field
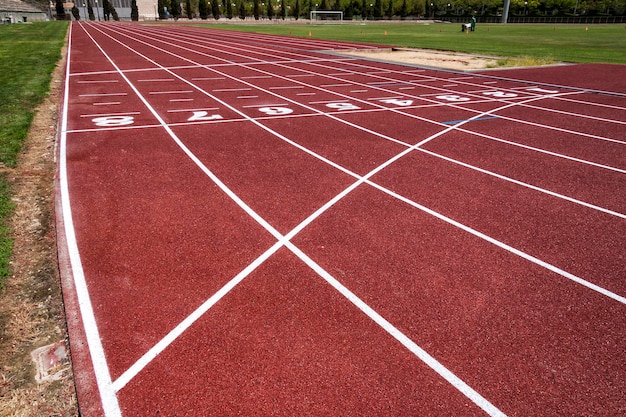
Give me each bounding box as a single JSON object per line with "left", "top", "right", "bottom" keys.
{"left": 0, "top": 21, "right": 68, "bottom": 286}
{"left": 199, "top": 22, "right": 626, "bottom": 64}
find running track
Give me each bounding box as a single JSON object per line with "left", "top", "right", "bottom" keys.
{"left": 57, "top": 22, "right": 626, "bottom": 417}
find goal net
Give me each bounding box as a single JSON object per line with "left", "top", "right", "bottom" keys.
{"left": 310, "top": 10, "right": 343, "bottom": 21}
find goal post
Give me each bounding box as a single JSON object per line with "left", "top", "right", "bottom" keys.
{"left": 309, "top": 10, "right": 343, "bottom": 21}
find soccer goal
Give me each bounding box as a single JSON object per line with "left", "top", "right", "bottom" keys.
{"left": 309, "top": 10, "right": 343, "bottom": 21}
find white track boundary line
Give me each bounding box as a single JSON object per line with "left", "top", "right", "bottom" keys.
{"left": 59, "top": 23, "right": 122, "bottom": 417}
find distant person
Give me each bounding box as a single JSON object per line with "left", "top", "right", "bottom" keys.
{"left": 471, "top": 15, "right": 476, "bottom": 31}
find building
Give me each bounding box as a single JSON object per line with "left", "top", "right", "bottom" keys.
{"left": 0, "top": 0, "right": 48, "bottom": 22}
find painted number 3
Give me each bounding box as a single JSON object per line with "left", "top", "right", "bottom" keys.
{"left": 92, "top": 116, "right": 134, "bottom": 127}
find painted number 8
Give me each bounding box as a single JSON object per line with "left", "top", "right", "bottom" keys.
{"left": 92, "top": 116, "right": 135, "bottom": 127}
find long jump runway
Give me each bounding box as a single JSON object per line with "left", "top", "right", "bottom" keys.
{"left": 57, "top": 22, "right": 626, "bottom": 416}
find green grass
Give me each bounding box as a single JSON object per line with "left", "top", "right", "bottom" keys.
{"left": 0, "top": 175, "right": 14, "bottom": 285}
{"left": 195, "top": 22, "right": 626, "bottom": 64}
{"left": 0, "top": 21, "right": 68, "bottom": 167}
{"left": 0, "top": 21, "right": 68, "bottom": 287}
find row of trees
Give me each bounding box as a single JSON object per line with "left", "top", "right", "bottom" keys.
{"left": 155, "top": 0, "right": 625, "bottom": 20}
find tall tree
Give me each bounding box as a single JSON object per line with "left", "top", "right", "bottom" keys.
{"left": 253, "top": 0, "right": 260, "bottom": 18}
{"left": 71, "top": 4, "right": 80, "bottom": 19}
{"left": 87, "top": 0, "right": 95, "bottom": 20}
{"left": 373, "top": 0, "right": 383, "bottom": 17}
{"left": 102, "top": 0, "right": 110, "bottom": 20}
{"left": 186, "top": 0, "right": 193, "bottom": 17}
{"left": 55, "top": 0, "right": 65, "bottom": 19}
{"left": 399, "top": 0, "right": 407, "bottom": 16}
{"left": 280, "top": 0, "right": 286, "bottom": 18}
{"left": 199, "top": 0, "right": 208, "bottom": 18}
{"left": 211, "top": 0, "right": 220, "bottom": 18}
{"left": 226, "top": 0, "right": 233, "bottom": 18}
{"left": 267, "top": 0, "right": 275, "bottom": 17}
{"left": 238, "top": 0, "right": 246, "bottom": 18}
{"left": 158, "top": 0, "right": 167, "bottom": 18}
{"left": 293, "top": 0, "right": 301, "bottom": 18}
{"left": 385, "top": 0, "right": 393, "bottom": 16}
{"left": 171, "top": 0, "right": 182, "bottom": 18}
{"left": 131, "top": 0, "right": 139, "bottom": 20}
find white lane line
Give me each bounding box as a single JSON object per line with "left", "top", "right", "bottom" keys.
{"left": 112, "top": 241, "right": 285, "bottom": 393}
{"left": 169, "top": 98, "right": 194, "bottom": 102}
{"left": 237, "top": 95, "right": 259, "bottom": 99}
{"left": 167, "top": 107, "right": 218, "bottom": 113}
{"left": 367, "top": 179, "right": 626, "bottom": 306}
{"left": 367, "top": 96, "right": 403, "bottom": 101}
{"left": 511, "top": 101, "right": 626, "bottom": 126}
{"left": 268, "top": 86, "right": 304, "bottom": 90}
{"left": 213, "top": 87, "right": 251, "bottom": 92}
{"left": 192, "top": 77, "right": 225, "bottom": 81}
{"left": 136, "top": 78, "right": 175, "bottom": 82}
{"left": 93, "top": 102, "right": 121, "bottom": 106}
{"left": 286, "top": 241, "right": 509, "bottom": 417}
{"left": 417, "top": 147, "right": 626, "bottom": 219}
{"left": 350, "top": 89, "right": 369, "bottom": 93}
{"left": 80, "top": 111, "right": 140, "bottom": 118}
{"left": 242, "top": 103, "right": 288, "bottom": 108}
{"left": 79, "top": 92, "right": 128, "bottom": 97}
{"left": 296, "top": 92, "right": 316, "bottom": 96}
{"left": 148, "top": 90, "right": 193, "bottom": 95}
{"left": 241, "top": 75, "right": 272, "bottom": 79}
{"left": 308, "top": 99, "right": 350, "bottom": 104}
{"left": 60, "top": 24, "right": 122, "bottom": 417}
{"left": 77, "top": 79, "right": 119, "bottom": 84}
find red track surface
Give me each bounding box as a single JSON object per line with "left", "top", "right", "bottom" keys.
{"left": 57, "top": 22, "right": 626, "bottom": 417}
